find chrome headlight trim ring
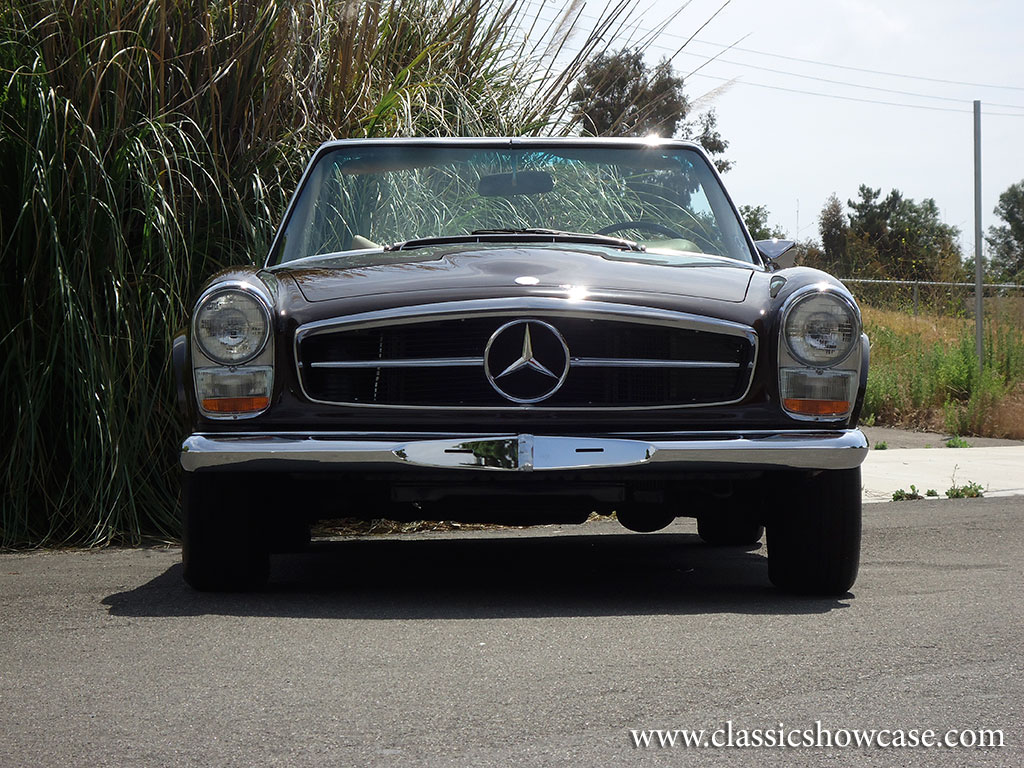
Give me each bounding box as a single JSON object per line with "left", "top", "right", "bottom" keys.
{"left": 191, "top": 280, "right": 273, "bottom": 367}
{"left": 780, "top": 285, "right": 861, "bottom": 369}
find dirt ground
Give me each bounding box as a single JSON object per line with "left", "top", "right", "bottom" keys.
{"left": 861, "top": 425, "right": 1024, "bottom": 450}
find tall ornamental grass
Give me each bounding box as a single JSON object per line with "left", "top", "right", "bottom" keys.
{"left": 0, "top": 0, "right": 648, "bottom": 546}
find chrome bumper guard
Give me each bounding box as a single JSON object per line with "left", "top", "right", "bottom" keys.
{"left": 181, "top": 430, "right": 867, "bottom": 473}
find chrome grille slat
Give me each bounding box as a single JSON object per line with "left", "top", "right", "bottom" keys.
{"left": 309, "top": 357, "right": 484, "bottom": 369}
{"left": 308, "top": 357, "right": 739, "bottom": 370}
{"left": 569, "top": 358, "right": 741, "bottom": 369}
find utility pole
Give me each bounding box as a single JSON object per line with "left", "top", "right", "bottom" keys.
{"left": 974, "top": 100, "right": 983, "bottom": 370}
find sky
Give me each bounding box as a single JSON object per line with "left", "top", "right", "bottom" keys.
{"left": 551, "top": 0, "right": 1024, "bottom": 256}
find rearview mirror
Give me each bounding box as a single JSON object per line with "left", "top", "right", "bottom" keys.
{"left": 478, "top": 171, "right": 554, "bottom": 197}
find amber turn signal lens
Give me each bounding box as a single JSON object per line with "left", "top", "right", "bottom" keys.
{"left": 783, "top": 398, "right": 850, "bottom": 416}
{"left": 195, "top": 366, "right": 273, "bottom": 417}
{"left": 201, "top": 396, "right": 270, "bottom": 413}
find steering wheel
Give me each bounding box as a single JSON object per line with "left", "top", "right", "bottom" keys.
{"left": 595, "top": 219, "right": 689, "bottom": 240}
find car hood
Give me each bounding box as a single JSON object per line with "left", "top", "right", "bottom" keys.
{"left": 279, "top": 244, "right": 756, "bottom": 305}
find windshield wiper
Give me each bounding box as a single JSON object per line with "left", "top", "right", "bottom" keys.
{"left": 385, "top": 229, "right": 645, "bottom": 252}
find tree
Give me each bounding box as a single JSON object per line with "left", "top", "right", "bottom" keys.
{"left": 570, "top": 48, "right": 686, "bottom": 138}
{"left": 683, "top": 110, "right": 732, "bottom": 173}
{"left": 805, "top": 187, "right": 965, "bottom": 280}
{"left": 739, "top": 204, "right": 785, "bottom": 240}
{"left": 846, "top": 185, "right": 963, "bottom": 281}
{"left": 790, "top": 239, "right": 825, "bottom": 269}
{"left": 986, "top": 180, "right": 1024, "bottom": 282}
{"left": 568, "top": 47, "right": 731, "bottom": 171}
{"left": 818, "top": 194, "right": 848, "bottom": 271}
{"left": 812, "top": 193, "right": 884, "bottom": 277}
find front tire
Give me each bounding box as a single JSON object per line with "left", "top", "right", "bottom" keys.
{"left": 766, "top": 467, "right": 861, "bottom": 595}
{"left": 182, "top": 472, "right": 271, "bottom": 592}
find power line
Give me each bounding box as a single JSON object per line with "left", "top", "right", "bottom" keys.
{"left": 688, "top": 39, "right": 1024, "bottom": 92}
{"left": 688, "top": 72, "right": 1024, "bottom": 116}
{"left": 517, "top": 0, "right": 1024, "bottom": 97}
{"left": 669, "top": 49, "right": 1024, "bottom": 111}
{"left": 517, "top": 1, "right": 1024, "bottom": 116}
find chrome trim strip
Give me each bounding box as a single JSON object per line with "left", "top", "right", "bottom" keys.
{"left": 187, "top": 428, "right": 852, "bottom": 438}
{"left": 308, "top": 357, "right": 738, "bottom": 370}
{"left": 180, "top": 429, "right": 867, "bottom": 472}
{"left": 309, "top": 357, "right": 484, "bottom": 369}
{"left": 570, "top": 358, "right": 740, "bottom": 369}
{"left": 295, "top": 297, "right": 755, "bottom": 339}
{"left": 292, "top": 298, "right": 758, "bottom": 411}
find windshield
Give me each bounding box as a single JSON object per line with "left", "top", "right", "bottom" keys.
{"left": 270, "top": 143, "right": 755, "bottom": 266}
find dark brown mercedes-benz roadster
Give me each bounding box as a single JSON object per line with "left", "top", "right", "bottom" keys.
{"left": 175, "top": 138, "right": 868, "bottom": 594}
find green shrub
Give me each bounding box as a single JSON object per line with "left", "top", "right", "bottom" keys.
{"left": 861, "top": 308, "right": 1024, "bottom": 435}
{"left": 942, "top": 367, "right": 1005, "bottom": 436}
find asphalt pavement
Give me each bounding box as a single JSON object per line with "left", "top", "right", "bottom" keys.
{"left": 2, "top": 493, "right": 1022, "bottom": 767}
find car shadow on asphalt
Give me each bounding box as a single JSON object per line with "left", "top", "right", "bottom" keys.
{"left": 102, "top": 530, "right": 852, "bottom": 619}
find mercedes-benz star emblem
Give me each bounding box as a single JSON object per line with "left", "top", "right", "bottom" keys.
{"left": 484, "top": 319, "right": 570, "bottom": 404}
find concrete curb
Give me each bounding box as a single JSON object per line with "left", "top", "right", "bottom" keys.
{"left": 862, "top": 446, "right": 1024, "bottom": 504}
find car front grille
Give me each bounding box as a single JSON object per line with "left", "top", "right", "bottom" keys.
{"left": 297, "top": 312, "right": 755, "bottom": 409}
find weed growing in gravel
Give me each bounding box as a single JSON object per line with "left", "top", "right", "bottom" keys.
{"left": 945, "top": 482, "right": 985, "bottom": 498}
{"left": 892, "top": 485, "right": 924, "bottom": 501}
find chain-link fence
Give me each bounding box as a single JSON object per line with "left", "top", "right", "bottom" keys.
{"left": 839, "top": 278, "right": 1024, "bottom": 324}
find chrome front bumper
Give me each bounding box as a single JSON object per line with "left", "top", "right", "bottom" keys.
{"left": 181, "top": 429, "right": 867, "bottom": 473}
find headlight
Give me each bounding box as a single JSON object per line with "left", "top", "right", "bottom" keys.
{"left": 194, "top": 288, "right": 270, "bottom": 365}
{"left": 783, "top": 290, "right": 859, "bottom": 367}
